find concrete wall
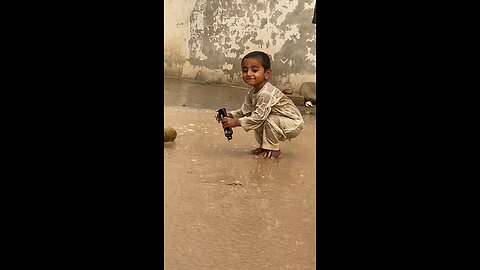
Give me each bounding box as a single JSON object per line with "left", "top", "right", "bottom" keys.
{"left": 164, "top": 0, "right": 316, "bottom": 92}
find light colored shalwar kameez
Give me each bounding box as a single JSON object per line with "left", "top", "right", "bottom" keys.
{"left": 229, "top": 82, "right": 304, "bottom": 151}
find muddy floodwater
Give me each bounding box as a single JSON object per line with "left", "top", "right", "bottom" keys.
{"left": 164, "top": 78, "right": 316, "bottom": 270}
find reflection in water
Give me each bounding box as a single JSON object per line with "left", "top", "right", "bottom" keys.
{"left": 164, "top": 142, "right": 177, "bottom": 150}
{"left": 165, "top": 103, "right": 316, "bottom": 269}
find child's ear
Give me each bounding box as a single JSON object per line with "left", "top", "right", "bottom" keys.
{"left": 265, "top": 69, "right": 272, "bottom": 79}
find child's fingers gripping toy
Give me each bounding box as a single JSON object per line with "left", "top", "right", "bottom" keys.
{"left": 216, "top": 108, "right": 233, "bottom": 140}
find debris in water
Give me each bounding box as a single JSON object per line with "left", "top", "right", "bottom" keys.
{"left": 227, "top": 182, "right": 242, "bottom": 186}
{"left": 164, "top": 126, "right": 177, "bottom": 142}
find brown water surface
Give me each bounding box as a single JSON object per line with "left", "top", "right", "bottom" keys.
{"left": 164, "top": 78, "right": 316, "bottom": 270}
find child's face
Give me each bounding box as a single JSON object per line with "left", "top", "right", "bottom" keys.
{"left": 241, "top": 57, "right": 271, "bottom": 90}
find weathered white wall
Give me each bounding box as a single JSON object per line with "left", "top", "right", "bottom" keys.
{"left": 164, "top": 0, "right": 316, "bottom": 91}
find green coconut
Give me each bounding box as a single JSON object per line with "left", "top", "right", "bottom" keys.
{"left": 164, "top": 126, "right": 177, "bottom": 142}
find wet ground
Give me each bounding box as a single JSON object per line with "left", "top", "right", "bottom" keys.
{"left": 164, "top": 78, "right": 316, "bottom": 270}
{"left": 164, "top": 77, "right": 316, "bottom": 115}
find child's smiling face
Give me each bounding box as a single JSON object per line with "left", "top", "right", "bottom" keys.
{"left": 241, "top": 57, "right": 271, "bottom": 91}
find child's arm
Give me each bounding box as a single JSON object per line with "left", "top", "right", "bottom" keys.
{"left": 229, "top": 94, "right": 254, "bottom": 119}
{"left": 238, "top": 93, "right": 276, "bottom": 132}
{"left": 223, "top": 93, "right": 272, "bottom": 130}
{"left": 221, "top": 117, "right": 241, "bottom": 129}
{"left": 229, "top": 109, "right": 242, "bottom": 118}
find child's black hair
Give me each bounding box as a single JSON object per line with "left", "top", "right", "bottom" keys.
{"left": 242, "top": 51, "right": 271, "bottom": 70}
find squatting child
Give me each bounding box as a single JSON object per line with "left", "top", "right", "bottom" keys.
{"left": 216, "top": 51, "right": 304, "bottom": 159}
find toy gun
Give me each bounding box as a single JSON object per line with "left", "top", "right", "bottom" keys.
{"left": 217, "top": 108, "right": 233, "bottom": 140}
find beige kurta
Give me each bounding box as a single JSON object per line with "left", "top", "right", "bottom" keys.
{"left": 229, "top": 82, "right": 304, "bottom": 150}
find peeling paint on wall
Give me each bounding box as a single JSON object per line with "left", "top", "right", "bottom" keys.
{"left": 164, "top": 0, "right": 316, "bottom": 91}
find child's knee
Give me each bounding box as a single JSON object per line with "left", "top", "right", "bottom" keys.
{"left": 285, "top": 125, "right": 303, "bottom": 139}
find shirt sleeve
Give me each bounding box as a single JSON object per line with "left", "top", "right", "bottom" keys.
{"left": 229, "top": 108, "right": 243, "bottom": 118}
{"left": 238, "top": 93, "right": 272, "bottom": 132}
{"left": 229, "top": 94, "right": 254, "bottom": 119}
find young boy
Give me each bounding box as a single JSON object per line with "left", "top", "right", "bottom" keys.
{"left": 217, "top": 51, "right": 304, "bottom": 159}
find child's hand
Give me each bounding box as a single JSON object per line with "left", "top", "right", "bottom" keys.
{"left": 215, "top": 112, "right": 233, "bottom": 123}
{"left": 221, "top": 117, "right": 240, "bottom": 128}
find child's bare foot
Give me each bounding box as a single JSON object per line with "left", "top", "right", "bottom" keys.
{"left": 250, "top": 148, "right": 266, "bottom": 155}
{"left": 255, "top": 150, "right": 282, "bottom": 159}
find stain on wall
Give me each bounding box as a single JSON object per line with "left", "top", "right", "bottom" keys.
{"left": 164, "top": 0, "right": 316, "bottom": 91}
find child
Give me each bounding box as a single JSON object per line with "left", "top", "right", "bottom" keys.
{"left": 216, "top": 51, "right": 304, "bottom": 159}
